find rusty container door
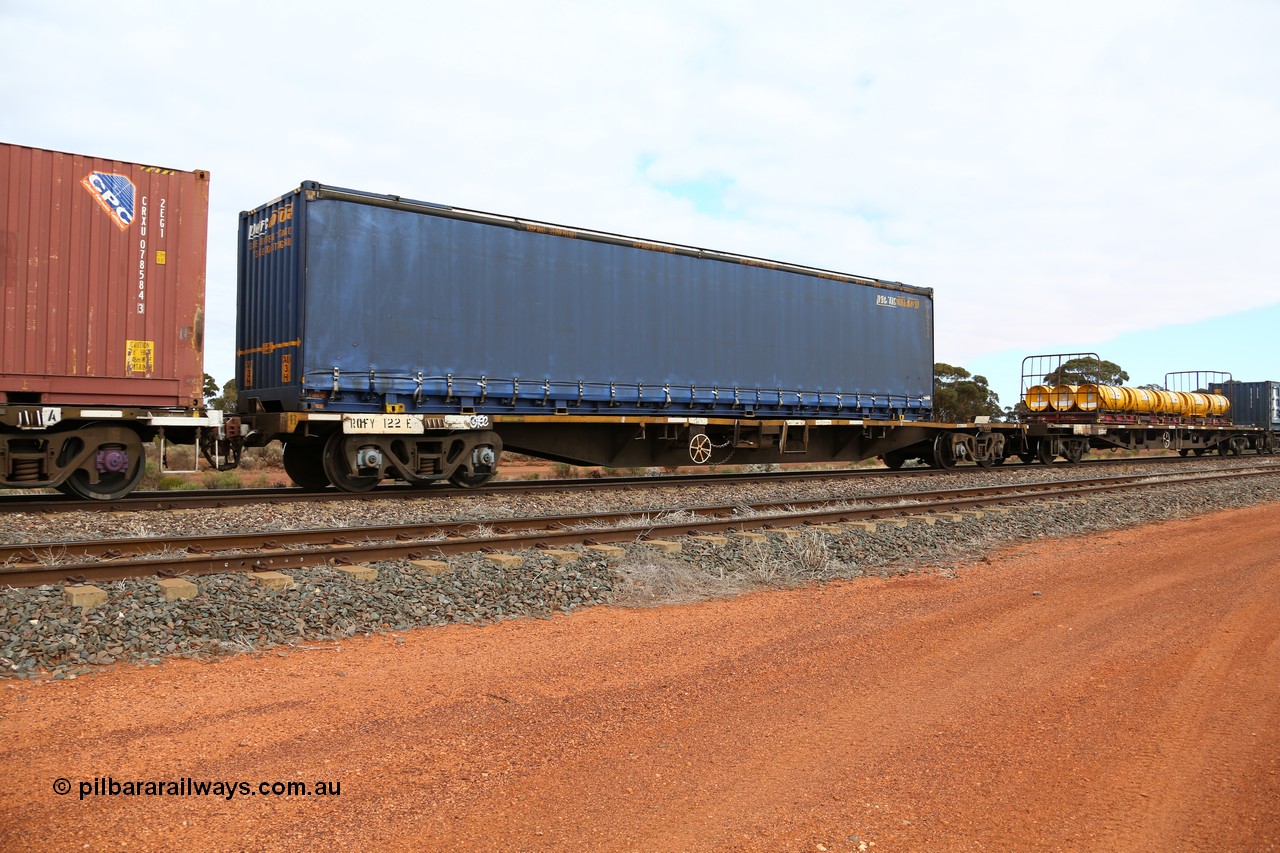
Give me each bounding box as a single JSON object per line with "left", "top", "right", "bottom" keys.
{"left": 1, "top": 142, "right": 209, "bottom": 407}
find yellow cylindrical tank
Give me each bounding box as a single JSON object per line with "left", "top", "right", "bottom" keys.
{"left": 1072, "top": 385, "right": 1221, "bottom": 417}
{"left": 1130, "top": 387, "right": 1157, "bottom": 413}
{"left": 1025, "top": 385, "right": 1052, "bottom": 412}
{"left": 1094, "top": 385, "right": 1129, "bottom": 412}
{"left": 1074, "top": 383, "right": 1100, "bottom": 412}
{"left": 1049, "top": 384, "right": 1078, "bottom": 411}
{"left": 1185, "top": 392, "right": 1211, "bottom": 417}
{"left": 1153, "top": 389, "right": 1181, "bottom": 415}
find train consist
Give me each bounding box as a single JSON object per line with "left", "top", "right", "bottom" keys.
{"left": 2, "top": 142, "right": 1277, "bottom": 499}
{"left": 1010, "top": 361, "right": 1277, "bottom": 464}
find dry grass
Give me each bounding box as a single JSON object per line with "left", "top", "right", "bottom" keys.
{"left": 650, "top": 509, "right": 702, "bottom": 525}
{"left": 28, "top": 546, "right": 73, "bottom": 567}
{"left": 461, "top": 523, "right": 497, "bottom": 539}
{"left": 612, "top": 532, "right": 861, "bottom": 607}
{"left": 611, "top": 552, "right": 755, "bottom": 606}
{"left": 140, "top": 547, "right": 194, "bottom": 563}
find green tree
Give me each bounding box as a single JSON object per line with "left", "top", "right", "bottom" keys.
{"left": 202, "top": 373, "right": 219, "bottom": 401}
{"left": 211, "top": 378, "right": 238, "bottom": 413}
{"left": 1004, "top": 400, "right": 1031, "bottom": 421}
{"left": 934, "top": 363, "right": 1003, "bottom": 422}
{"left": 1042, "top": 357, "right": 1129, "bottom": 387}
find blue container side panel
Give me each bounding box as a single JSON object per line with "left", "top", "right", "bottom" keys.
{"left": 237, "top": 192, "right": 305, "bottom": 405}
{"left": 241, "top": 187, "right": 934, "bottom": 420}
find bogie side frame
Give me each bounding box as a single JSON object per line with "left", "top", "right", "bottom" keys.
{"left": 0, "top": 405, "right": 239, "bottom": 500}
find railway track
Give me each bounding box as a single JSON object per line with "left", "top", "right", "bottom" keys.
{"left": 0, "top": 453, "right": 1262, "bottom": 514}
{"left": 3, "top": 463, "right": 1275, "bottom": 588}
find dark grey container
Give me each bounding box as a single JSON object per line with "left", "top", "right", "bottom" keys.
{"left": 1217, "top": 380, "right": 1280, "bottom": 429}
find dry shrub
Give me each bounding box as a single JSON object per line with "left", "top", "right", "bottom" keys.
{"left": 238, "top": 443, "right": 284, "bottom": 470}
{"left": 550, "top": 462, "right": 578, "bottom": 479}
{"left": 786, "top": 532, "right": 832, "bottom": 577}
{"left": 612, "top": 552, "right": 755, "bottom": 606}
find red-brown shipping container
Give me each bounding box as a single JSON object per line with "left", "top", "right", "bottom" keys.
{"left": 0, "top": 142, "right": 209, "bottom": 407}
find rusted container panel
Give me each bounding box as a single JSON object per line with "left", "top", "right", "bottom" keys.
{"left": 0, "top": 142, "right": 208, "bottom": 407}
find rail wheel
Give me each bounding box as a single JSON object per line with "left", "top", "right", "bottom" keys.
{"left": 448, "top": 437, "right": 501, "bottom": 488}
{"left": 1194, "top": 448, "right": 1208, "bottom": 456}
{"left": 283, "top": 438, "right": 330, "bottom": 489}
{"left": 1218, "top": 437, "right": 1244, "bottom": 457}
{"left": 449, "top": 468, "right": 495, "bottom": 488}
{"left": 1037, "top": 438, "right": 1058, "bottom": 465}
{"left": 1016, "top": 439, "right": 1039, "bottom": 464}
{"left": 57, "top": 428, "right": 146, "bottom": 501}
{"left": 1063, "top": 439, "right": 1087, "bottom": 464}
{"left": 973, "top": 434, "right": 1006, "bottom": 468}
{"left": 930, "top": 433, "right": 958, "bottom": 469}
{"left": 1178, "top": 449, "right": 1191, "bottom": 457}
{"left": 322, "top": 433, "right": 382, "bottom": 492}
{"left": 882, "top": 449, "right": 907, "bottom": 469}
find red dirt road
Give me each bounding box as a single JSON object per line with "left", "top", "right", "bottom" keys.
{"left": 2, "top": 503, "right": 1278, "bottom": 851}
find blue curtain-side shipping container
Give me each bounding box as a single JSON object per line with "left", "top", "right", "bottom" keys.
{"left": 237, "top": 184, "right": 935, "bottom": 420}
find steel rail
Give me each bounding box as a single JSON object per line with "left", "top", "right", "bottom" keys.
{"left": 1, "top": 462, "right": 1270, "bottom": 565}
{"left": 0, "top": 453, "right": 1262, "bottom": 514}
{"left": 2, "top": 465, "right": 1276, "bottom": 588}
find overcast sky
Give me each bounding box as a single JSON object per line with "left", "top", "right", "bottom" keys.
{"left": 4, "top": 1, "right": 1278, "bottom": 407}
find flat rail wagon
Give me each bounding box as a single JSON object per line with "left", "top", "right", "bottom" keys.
{"left": 236, "top": 183, "right": 957, "bottom": 489}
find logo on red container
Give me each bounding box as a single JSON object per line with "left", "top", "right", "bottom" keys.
{"left": 81, "top": 172, "right": 136, "bottom": 230}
